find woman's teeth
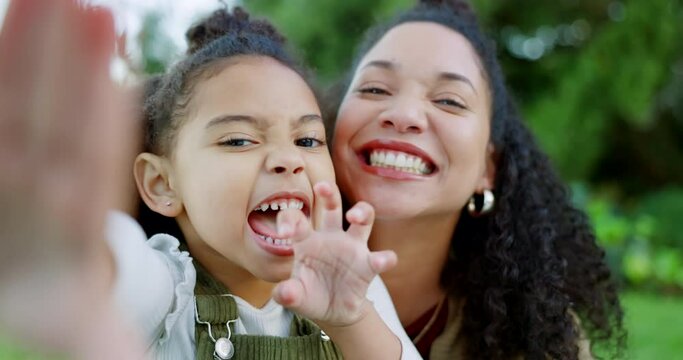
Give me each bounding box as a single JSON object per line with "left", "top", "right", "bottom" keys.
{"left": 256, "top": 199, "right": 304, "bottom": 212}
{"left": 369, "top": 150, "right": 432, "bottom": 175}
{"left": 258, "top": 234, "right": 292, "bottom": 247}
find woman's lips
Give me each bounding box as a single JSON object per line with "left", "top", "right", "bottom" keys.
{"left": 355, "top": 139, "right": 438, "bottom": 180}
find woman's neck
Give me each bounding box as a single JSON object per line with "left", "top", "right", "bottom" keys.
{"left": 370, "top": 212, "right": 459, "bottom": 326}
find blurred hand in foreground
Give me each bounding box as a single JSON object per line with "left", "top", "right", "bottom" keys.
{"left": 0, "top": 0, "right": 142, "bottom": 358}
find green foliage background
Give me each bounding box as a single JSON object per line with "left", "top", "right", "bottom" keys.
{"left": 238, "top": 0, "right": 683, "bottom": 293}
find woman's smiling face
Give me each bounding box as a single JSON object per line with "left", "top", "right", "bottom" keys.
{"left": 332, "top": 22, "right": 495, "bottom": 221}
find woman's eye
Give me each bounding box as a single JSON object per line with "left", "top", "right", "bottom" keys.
{"left": 295, "top": 137, "right": 324, "bottom": 148}
{"left": 219, "top": 138, "right": 256, "bottom": 147}
{"left": 434, "top": 98, "right": 467, "bottom": 110}
{"left": 359, "top": 87, "right": 390, "bottom": 96}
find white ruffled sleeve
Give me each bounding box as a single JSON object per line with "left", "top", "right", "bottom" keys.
{"left": 105, "top": 211, "right": 196, "bottom": 348}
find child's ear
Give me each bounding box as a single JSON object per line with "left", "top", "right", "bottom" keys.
{"left": 134, "top": 153, "right": 182, "bottom": 217}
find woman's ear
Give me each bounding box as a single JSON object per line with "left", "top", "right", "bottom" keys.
{"left": 134, "top": 153, "right": 182, "bottom": 217}
{"left": 477, "top": 143, "right": 497, "bottom": 191}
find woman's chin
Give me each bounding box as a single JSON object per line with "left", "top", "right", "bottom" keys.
{"left": 353, "top": 192, "right": 428, "bottom": 221}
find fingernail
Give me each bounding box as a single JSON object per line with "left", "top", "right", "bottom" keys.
{"left": 348, "top": 209, "right": 362, "bottom": 219}
{"left": 279, "top": 224, "right": 292, "bottom": 236}
{"left": 374, "top": 257, "right": 386, "bottom": 269}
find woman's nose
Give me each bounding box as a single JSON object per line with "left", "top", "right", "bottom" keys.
{"left": 378, "top": 97, "right": 428, "bottom": 134}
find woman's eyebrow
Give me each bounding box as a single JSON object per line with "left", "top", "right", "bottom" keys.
{"left": 361, "top": 60, "right": 396, "bottom": 71}
{"left": 362, "top": 60, "right": 477, "bottom": 95}
{"left": 437, "top": 71, "right": 478, "bottom": 95}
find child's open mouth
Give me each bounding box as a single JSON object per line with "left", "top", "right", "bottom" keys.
{"left": 247, "top": 194, "right": 310, "bottom": 256}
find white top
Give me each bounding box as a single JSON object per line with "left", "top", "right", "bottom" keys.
{"left": 106, "top": 211, "right": 422, "bottom": 359}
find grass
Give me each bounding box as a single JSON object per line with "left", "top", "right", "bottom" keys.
{"left": 1, "top": 291, "right": 682, "bottom": 359}
{"left": 0, "top": 336, "right": 61, "bottom": 360}
{"left": 621, "top": 291, "right": 683, "bottom": 359}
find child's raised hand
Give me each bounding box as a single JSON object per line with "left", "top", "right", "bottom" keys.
{"left": 0, "top": 0, "right": 139, "bottom": 357}
{"left": 272, "top": 181, "right": 397, "bottom": 327}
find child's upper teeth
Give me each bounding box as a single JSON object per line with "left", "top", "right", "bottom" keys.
{"left": 257, "top": 199, "right": 304, "bottom": 212}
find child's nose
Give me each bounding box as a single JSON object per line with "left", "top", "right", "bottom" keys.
{"left": 265, "top": 146, "right": 305, "bottom": 175}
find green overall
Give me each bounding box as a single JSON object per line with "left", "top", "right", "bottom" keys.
{"left": 193, "top": 263, "right": 344, "bottom": 360}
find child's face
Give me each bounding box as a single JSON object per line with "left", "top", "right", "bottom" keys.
{"left": 171, "top": 56, "right": 334, "bottom": 282}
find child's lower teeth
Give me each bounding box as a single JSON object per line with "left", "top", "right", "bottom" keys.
{"left": 260, "top": 235, "right": 291, "bottom": 246}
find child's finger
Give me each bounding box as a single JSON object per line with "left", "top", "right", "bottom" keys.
{"left": 313, "top": 181, "right": 343, "bottom": 231}
{"left": 272, "top": 278, "right": 305, "bottom": 309}
{"left": 368, "top": 250, "right": 398, "bottom": 274}
{"left": 276, "top": 209, "right": 311, "bottom": 243}
{"left": 345, "top": 201, "right": 375, "bottom": 243}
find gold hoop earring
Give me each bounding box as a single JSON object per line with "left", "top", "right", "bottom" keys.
{"left": 467, "top": 189, "right": 495, "bottom": 217}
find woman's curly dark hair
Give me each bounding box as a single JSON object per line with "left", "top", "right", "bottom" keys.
{"left": 326, "top": 0, "right": 625, "bottom": 358}
{"left": 136, "top": 6, "right": 313, "bottom": 238}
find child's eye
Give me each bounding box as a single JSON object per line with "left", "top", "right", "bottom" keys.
{"left": 433, "top": 98, "right": 467, "bottom": 110}
{"left": 358, "top": 87, "right": 390, "bottom": 96}
{"left": 295, "top": 137, "right": 324, "bottom": 148}
{"left": 219, "top": 138, "right": 256, "bottom": 147}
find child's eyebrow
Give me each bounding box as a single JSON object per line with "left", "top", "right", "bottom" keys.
{"left": 205, "top": 115, "right": 261, "bottom": 129}
{"left": 205, "top": 114, "right": 322, "bottom": 130}
{"left": 295, "top": 114, "right": 323, "bottom": 126}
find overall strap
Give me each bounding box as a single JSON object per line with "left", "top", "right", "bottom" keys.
{"left": 193, "top": 261, "right": 343, "bottom": 360}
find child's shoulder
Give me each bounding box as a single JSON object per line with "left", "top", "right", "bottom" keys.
{"left": 107, "top": 211, "right": 192, "bottom": 259}
{"left": 107, "top": 211, "right": 196, "bottom": 286}
{"left": 106, "top": 211, "right": 197, "bottom": 356}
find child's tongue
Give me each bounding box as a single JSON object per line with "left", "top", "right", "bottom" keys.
{"left": 247, "top": 210, "right": 279, "bottom": 237}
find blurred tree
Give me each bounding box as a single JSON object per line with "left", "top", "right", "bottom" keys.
{"left": 138, "top": 11, "right": 178, "bottom": 75}
{"left": 515, "top": 0, "right": 683, "bottom": 183}
{"left": 241, "top": 0, "right": 683, "bottom": 293}
{"left": 245, "top": 0, "right": 413, "bottom": 83}
{"left": 245, "top": 0, "right": 682, "bottom": 190}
